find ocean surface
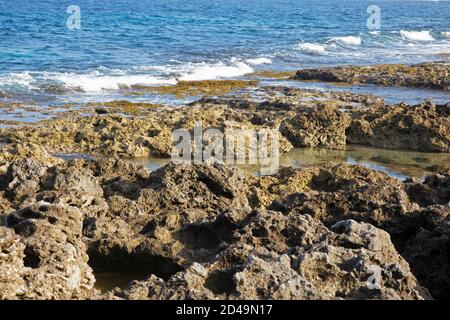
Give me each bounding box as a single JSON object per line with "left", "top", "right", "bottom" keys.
{"left": 1, "top": 0, "right": 450, "bottom": 105}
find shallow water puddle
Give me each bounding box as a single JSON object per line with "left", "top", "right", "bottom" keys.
{"left": 262, "top": 79, "right": 450, "bottom": 105}
{"left": 94, "top": 272, "right": 149, "bottom": 292}
{"left": 133, "top": 146, "right": 450, "bottom": 180}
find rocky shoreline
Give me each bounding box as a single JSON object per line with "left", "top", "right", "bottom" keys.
{"left": 293, "top": 62, "right": 450, "bottom": 91}
{"left": 0, "top": 63, "right": 449, "bottom": 300}
{"left": 1, "top": 85, "right": 449, "bottom": 163}
{"left": 0, "top": 158, "right": 448, "bottom": 299}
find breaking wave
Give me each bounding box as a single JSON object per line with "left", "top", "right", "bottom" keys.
{"left": 329, "top": 35, "right": 362, "bottom": 46}
{"left": 400, "top": 30, "right": 435, "bottom": 42}
{"left": 294, "top": 42, "right": 327, "bottom": 55}
{"left": 0, "top": 58, "right": 262, "bottom": 95}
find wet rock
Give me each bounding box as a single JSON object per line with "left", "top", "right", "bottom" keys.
{"left": 294, "top": 63, "right": 450, "bottom": 90}
{"left": 0, "top": 86, "right": 391, "bottom": 159}
{"left": 2, "top": 82, "right": 446, "bottom": 156}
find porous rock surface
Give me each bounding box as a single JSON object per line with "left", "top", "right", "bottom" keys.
{"left": 0, "top": 155, "right": 448, "bottom": 300}
{"left": 1, "top": 86, "right": 448, "bottom": 156}
{"left": 294, "top": 63, "right": 450, "bottom": 90}
{"left": 347, "top": 101, "right": 450, "bottom": 152}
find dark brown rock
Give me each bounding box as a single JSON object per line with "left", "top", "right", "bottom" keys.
{"left": 294, "top": 63, "right": 450, "bottom": 90}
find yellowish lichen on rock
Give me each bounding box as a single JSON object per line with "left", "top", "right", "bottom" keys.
{"left": 252, "top": 70, "right": 296, "bottom": 79}
{"left": 128, "top": 80, "right": 259, "bottom": 98}
{"left": 87, "top": 100, "right": 165, "bottom": 115}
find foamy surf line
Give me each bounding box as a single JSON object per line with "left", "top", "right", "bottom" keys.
{"left": 294, "top": 35, "right": 363, "bottom": 56}
{"left": 400, "top": 30, "right": 435, "bottom": 42}
{"left": 52, "top": 73, "right": 177, "bottom": 92}
{"left": 0, "top": 71, "right": 177, "bottom": 93}
{"left": 0, "top": 58, "right": 271, "bottom": 94}
{"left": 329, "top": 35, "right": 362, "bottom": 46}
{"left": 177, "top": 60, "right": 255, "bottom": 81}
{"left": 295, "top": 42, "right": 327, "bottom": 55}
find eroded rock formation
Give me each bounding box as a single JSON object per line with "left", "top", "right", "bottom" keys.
{"left": 0, "top": 156, "right": 448, "bottom": 300}
{"left": 294, "top": 63, "right": 450, "bottom": 90}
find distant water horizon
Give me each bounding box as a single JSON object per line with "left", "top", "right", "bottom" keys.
{"left": 0, "top": 0, "right": 449, "bottom": 104}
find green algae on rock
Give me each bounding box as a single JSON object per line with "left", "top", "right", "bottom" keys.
{"left": 128, "top": 79, "right": 259, "bottom": 98}
{"left": 252, "top": 70, "right": 296, "bottom": 79}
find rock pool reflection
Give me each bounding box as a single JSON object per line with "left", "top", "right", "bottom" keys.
{"left": 133, "top": 145, "right": 450, "bottom": 180}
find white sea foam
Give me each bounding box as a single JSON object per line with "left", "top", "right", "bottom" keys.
{"left": 177, "top": 60, "right": 254, "bottom": 81}
{"left": 294, "top": 42, "right": 327, "bottom": 55}
{"left": 49, "top": 72, "right": 176, "bottom": 92}
{"left": 135, "top": 59, "right": 256, "bottom": 81}
{"left": 0, "top": 59, "right": 258, "bottom": 94}
{"left": 400, "top": 30, "right": 434, "bottom": 41}
{"left": 0, "top": 71, "right": 177, "bottom": 93}
{"left": 246, "top": 57, "right": 272, "bottom": 65}
{"left": 330, "top": 36, "right": 362, "bottom": 46}
{"left": 0, "top": 72, "right": 36, "bottom": 89}
{"left": 443, "top": 31, "right": 450, "bottom": 38}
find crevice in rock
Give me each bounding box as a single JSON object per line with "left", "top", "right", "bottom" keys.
{"left": 338, "top": 240, "right": 365, "bottom": 250}
{"left": 252, "top": 226, "right": 268, "bottom": 238}
{"left": 23, "top": 246, "right": 40, "bottom": 269}
{"left": 281, "top": 227, "right": 305, "bottom": 247}
{"left": 179, "top": 225, "right": 221, "bottom": 250}
{"left": 10, "top": 220, "right": 37, "bottom": 237}
{"left": 140, "top": 220, "right": 157, "bottom": 235}
{"left": 7, "top": 208, "right": 44, "bottom": 227}
{"left": 197, "top": 175, "right": 234, "bottom": 199}
{"left": 204, "top": 269, "right": 236, "bottom": 295}
{"left": 88, "top": 246, "right": 184, "bottom": 282}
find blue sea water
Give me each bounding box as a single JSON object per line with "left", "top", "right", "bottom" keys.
{"left": 0, "top": 0, "right": 449, "bottom": 104}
